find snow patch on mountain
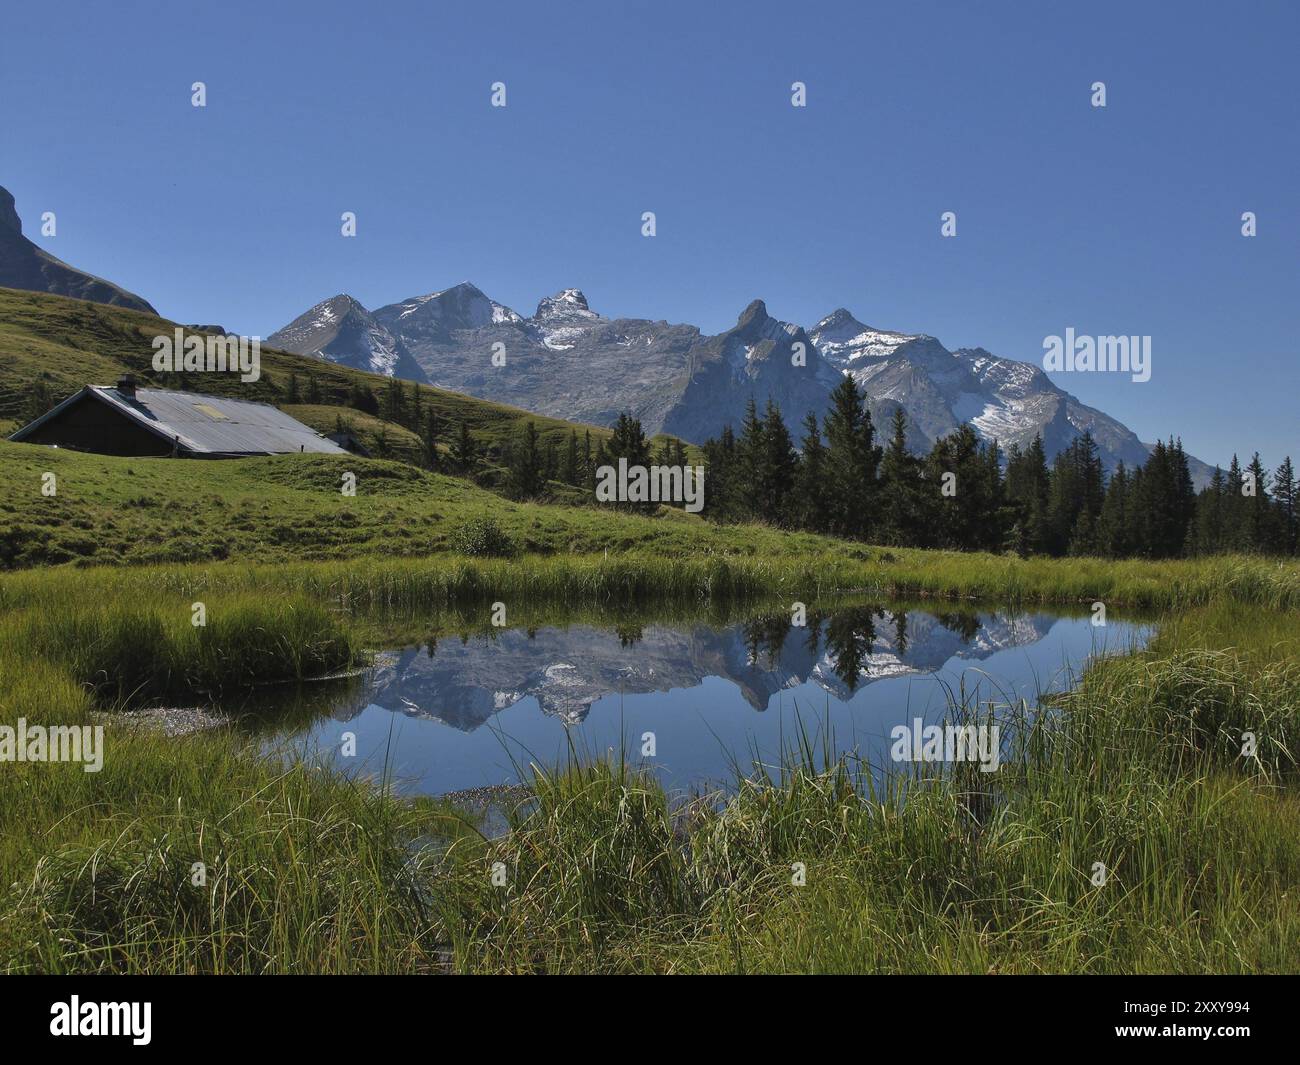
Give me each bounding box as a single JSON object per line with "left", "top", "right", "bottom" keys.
{"left": 810, "top": 309, "right": 917, "bottom": 368}
{"left": 267, "top": 294, "right": 428, "bottom": 382}
{"left": 388, "top": 282, "right": 522, "bottom": 329}
{"left": 531, "top": 288, "right": 603, "bottom": 350}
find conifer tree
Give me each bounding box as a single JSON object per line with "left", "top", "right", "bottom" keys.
{"left": 1273, "top": 456, "right": 1297, "bottom": 555}
{"left": 733, "top": 398, "right": 765, "bottom": 521}
{"left": 451, "top": 421, "right": 476, "bottom": 474}
{"left": 422, "top": 409, "right": 440, "bottom": 471}
{"left": 822, "top": 376, "right": 881, "bottom": 539}
{"left": 1193, "top": 467, "right": 1227, "bottom": 555}
{"left": 22, "top": 379, "right": 56, "bottom": 425}
{"left": 702, "top": 425, "right": 740, "bottom": 521}
{"left": 543, "top": 437, "right": 560, "bottom": 483}
{"left": 1223, "top": 455, "right": 1246, "bottom": 550}
{"left": 926, "top": 426, "right": 986, "bottom": 550}
{"left": 980, "top": 438, "right": 1010, "bottom": 552}
{"left": 384, "top": 380, "right": 405, "bottom": 424}
{"left": 598, "top": 413, "right": 654, "bottom": 512}
{"left": 349, "top": 382, "right": 379, "bottom": 415}
{"left": 605, "top": 412, "right": 652, "bottom": 467}
{"left": 1097, "top": 462, "right": 1132, "bottom": 557}
{"left": 505, "top": 421, "right": 545, "bottom": 499}
{"left": 560, "top": 430, "right": 580, "bottom": 486}
{"left": 794, "top": 412, "right": 829, "bottom": 532}
{"left": 1004, "top": 436, "right": 1051, "bottom": 554}
{"left": 879, "top": 408, "right": 913, "bottom": 545}
{"left": 1243, "top": 452, "right": 1273, "bottom": 552}
{"left": 760, "top": 400, "right": 798, "bottom": 524}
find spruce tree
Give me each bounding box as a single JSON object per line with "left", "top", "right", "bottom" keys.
{"left": 1193, "top": 467, "right": 1226, "bottom": 555}
{"left": 543, "top": 437, "right": 560, "bottom": 484}
{"left": 560, "top": 430, "right": 580, "bottom": 486}
{"left": 349, "top": 382, "right": 379, "bottom": 415}
{"left": 422, "top": 409, "right": 441, "bottom": 471}
{"left": 384, "top": 380, "right": 405, "bottom": 424}
{"left": 605, "top": 413, "right": 652, "bottom": 467}
{"left": 1097, "top": 463, "right": 1132, "bottom": 557}
{"left": 1224, "top": 455, "right": 1246, "bottom": 550}
{"left": 1005, "top": 436, "right": 1051, "bottom": 554}
{"left": 22, "top": 379, "right": 56, "bottom": 425}
{"left": 1243, "top": 452, "right": 1273, "bottom": 552}
{"left": 505, "top": 421, "right": 545, "bottom": 499}
{"left": 794, "top": 412, "right": 829, "bottom": 532}
{"left": 879, "top": 408, "right": 920, "bottom": 546}
{"left": 821, "top": 376, "right": 881, "bottom": 539}
{"left": 451, "top": 421, "right": 476, "bottom": 474}
{"left": 760, "top": 400, "right": 798, "bottom": 524}
{"left": 600, "top": 413, "right": 654, "bottom": 512}
{"left": 980, "top": 438, "right": 1010, "bottom": 552}
{"left": 1273, "top": 456, "right": 1297, "bottom": 555}
{"left": 734, "top": 398, "right": 765, "bottom": 521}
{"left": 702, "top": 426, "right": 740, "bottom": 522}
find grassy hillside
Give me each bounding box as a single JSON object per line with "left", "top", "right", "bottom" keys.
{"left": 282, "top": 404, "right": 427, "bottom": 465}
{"left": 0, "top": 286, "right": 695, "bottom": 460}
{"left": 4, "top": 439, "right": 1300, "bottom": 617}
{"left": 0, "top": 440, "right": 798, "bottom": 570}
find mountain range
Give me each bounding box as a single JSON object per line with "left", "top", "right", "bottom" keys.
{"left": 271, "top": 282, "right": 1214, "bottom": 483}
{"left": 0, "top": 179, "right": 1213, "bottom": 483}
{"left": 0, "top": 185, "right": 155, "bottom": 314}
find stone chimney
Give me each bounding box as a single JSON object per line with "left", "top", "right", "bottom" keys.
{"left": 117, "top": 373, "right": 137, "bottom": 398}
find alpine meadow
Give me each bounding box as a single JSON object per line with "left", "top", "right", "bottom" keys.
{"left": 0, "top": 0, "right": 1297, "bottom": 1035}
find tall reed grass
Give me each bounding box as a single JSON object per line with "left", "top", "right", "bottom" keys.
{"left": 2, "top": 550, "right": 1296, "bottom": 619}
{"left": 4, "top": 595, "right": 359, "bottom": 703}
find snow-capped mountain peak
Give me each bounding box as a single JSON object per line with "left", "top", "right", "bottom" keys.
{"left": 531, "top": 288, "right": 603, "bottom": 350}
{"left": 267, "top": 293, "right": 428, "bottom": 382}
{"left": 385, "top": 281, "right": 522, "bottom": 330}
{"left": 534, "top": 288, "right": 599, "bottom": 321}
{"left": 809, "top": 309, "right": 920, "bottom": 369}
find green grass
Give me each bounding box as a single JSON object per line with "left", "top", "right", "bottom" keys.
{"left": 13, "top": 595, "right": 359, "bottom": 703}
{"left": 0, "top": 441, "right": 817, "bottom": 569}
{"left": 4, "top": 440, "right": 1299, "bottom": 618}
{"left": 283, "top": 403, "right": 427, "bottom": 464}
{"left": 0, "top": 574, "right": 1296, "bottom": 972}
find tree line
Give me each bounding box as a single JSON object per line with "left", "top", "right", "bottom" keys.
{"left": 700, "top": 376, "right": 1297, "bottom": 558}
{"left": 319, "top": 370, "right": 1300, "bottom": 559}
{"left": 346, "top": 377, "right": 692, "bottom": 502}
{"left": 496, "top": 413, "right": 689, "bottom": 504}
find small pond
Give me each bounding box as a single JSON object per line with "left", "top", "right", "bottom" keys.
{"left": 256, "top": 604, "right": 1152, "bottom": 798}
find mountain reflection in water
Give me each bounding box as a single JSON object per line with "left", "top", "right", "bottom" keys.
{"left": 265, "top": 605, "right": 1149, "bottom": 797}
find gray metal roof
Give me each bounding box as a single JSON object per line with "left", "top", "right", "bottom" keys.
{"left": 12, "top": 385, "right": 348, "bottom": 456}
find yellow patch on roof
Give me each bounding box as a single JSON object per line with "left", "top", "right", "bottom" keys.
{"left": 191, "top": 403, "right": 229, "bottom": 421}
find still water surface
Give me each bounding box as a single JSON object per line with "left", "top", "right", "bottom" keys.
{"left": 262, "top": 605, "right": 1151, "bottom": 797}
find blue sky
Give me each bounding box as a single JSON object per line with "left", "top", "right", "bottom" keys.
{"left": 2, "top": 0, "right": 1296, "bottom": 469}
